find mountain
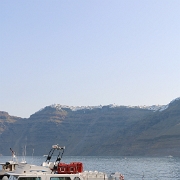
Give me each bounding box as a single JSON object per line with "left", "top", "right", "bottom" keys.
{"left": 129, "top": 97, "right": 180, "bottom": 156}
{"left": 0, "top": 98, "right": 180, "bottom": 156}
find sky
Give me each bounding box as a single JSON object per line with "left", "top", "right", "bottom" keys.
{"left": 1, "top": 0, "right": 180, "bottom": 118}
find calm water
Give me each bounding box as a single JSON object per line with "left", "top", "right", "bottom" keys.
{"left": 0, "top": 156, "right": 180, "bottom": 180}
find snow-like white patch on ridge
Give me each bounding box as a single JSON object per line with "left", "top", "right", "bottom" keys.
{"left": 158, "top": 105, "right": 168, "bottom": 111}
{"left": 127, "top": 104, "right": 167, "bottom": 111}
{"left": 51, "top": 104, "right": 103, "bottom": 111}
{"left": 147, "top": 105, "right": 168, "bottom": 111}
{"left": 50, "top": 104, "right": 166, "bottom": 112}
{"left": 36, "top": 97, "right": 180, "bottom": 113}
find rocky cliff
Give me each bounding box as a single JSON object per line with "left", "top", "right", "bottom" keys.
{"left": 0, "top": 98, "right": 180, "bottom": 156}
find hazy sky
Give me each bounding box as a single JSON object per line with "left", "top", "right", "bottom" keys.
{"left": 1, "top": 0, "right": 180, "bottom": 118}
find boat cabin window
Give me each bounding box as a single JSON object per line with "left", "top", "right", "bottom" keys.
{"left": 9, "top": 175, "right": 18, "bottom": 180}
{"left": 50, "top": 177, "right": 71, "bottom": 180}
{"left": 74, "top": 177, "right": 80, "bottom": 180}
{"left": 19, "top": 177, "right": 41, "bottom": 180}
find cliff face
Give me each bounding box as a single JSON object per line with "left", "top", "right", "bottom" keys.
{"left": 1, "top": 99, "right": 180, "bottom": 156}
{"left": 0, "top": 111, "right": 22, "bottom": 134}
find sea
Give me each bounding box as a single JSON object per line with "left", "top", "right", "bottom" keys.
{"left": 0, "top": 156, "right": 180, "bottom": 180}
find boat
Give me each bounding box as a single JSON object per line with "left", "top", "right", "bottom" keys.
{"left": 1, "top": 145, "right": 125, "bottom": 180}
{"left": 0, "top": 148, "right": 19, "bottom": 180}
{"left": 0, "top": 147, "right": 28, "bottom": 180}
